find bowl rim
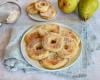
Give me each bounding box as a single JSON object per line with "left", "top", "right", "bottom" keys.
{"left": 0, "top": 1, "right": 21, "bottom": 24}
{"left": 20, "top": 22, "right": 83, "bottom": 72}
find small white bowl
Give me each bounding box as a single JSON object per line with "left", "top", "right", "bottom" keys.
{"left": 20, "top": 22, "right": 82, "bottom": 72}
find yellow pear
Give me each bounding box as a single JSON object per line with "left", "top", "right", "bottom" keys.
{"left": 78, "top": 0, "right": 99, "bottom": 20}
{"left": 58, "top": 0, "right": 78, "bottom": 13}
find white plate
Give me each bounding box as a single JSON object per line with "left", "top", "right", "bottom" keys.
{"left": 27, "top": 0, "right": 57, "bottom": 22}
{"left": 20, "top": 22, "right": 82, "bottom": 72}
{"left": 28, "top": 10, "right": 57, "bottom": 22}
{"left": 28, "top": 14, "right": 49, "bottom": 22}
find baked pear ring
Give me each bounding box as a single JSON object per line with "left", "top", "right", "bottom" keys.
{"left": 24, "top": 29, "right": 42, "bottom": 45}
{"left": 68, "top": 31, "right": 80, "bottom": 46}
{"left": 35, "top": 0, "right": 50, "bottom": 12}
{"left": 41, "top": 24, "right": 60, "bottom": 33}
{"left": 40, "top": 53, "right": 69, "bottom": 69}
{"left": 42, "top": 32, "right": 64, "bottom": 52}
{"left": 26, "top": 2, "right": 38, "bottom": 15}
{"left": 59, "top": 45, "right": 80, "bottom": 59}
{"left": 58, "top": 36, "right": 80, "bottom": 59}
{"left": 37, "top": 24, "right": 61, "bottom": 36}
{"left": 40, "top": 6, "right": 56, "bottom": 20}
{"left": 27, "top": 39, "right": 49, "bottom": 60}
{"left": 61, "top": 28, "right": 80, "bottom": 46}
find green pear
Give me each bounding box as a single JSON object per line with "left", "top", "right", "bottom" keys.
{"left": 78, "top": 0, "right": 99, "bottom": 20}
{"left": 58, "top": 0, "right": 78, "bottom": 13}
